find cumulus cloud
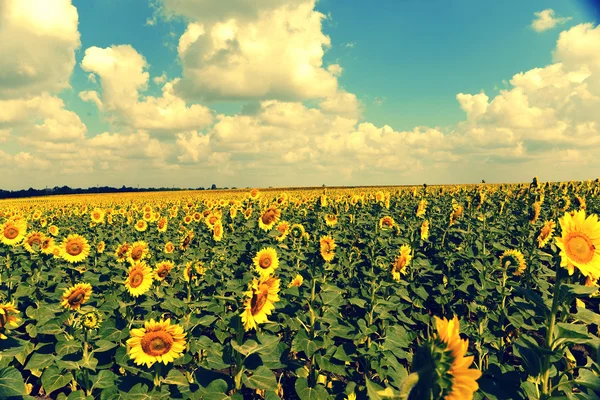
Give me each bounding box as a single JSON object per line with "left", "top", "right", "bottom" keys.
{"left": 0, "top": 0, "right": 80, "bottom": 99}
{"left": 173, "top": 1, "right": 338, "bottom": 101}
{"left": 531, "top": 9, "right": 572, "bottom": 32}
{"left": 80, "top": 45, "right": 213, "bottom": 133}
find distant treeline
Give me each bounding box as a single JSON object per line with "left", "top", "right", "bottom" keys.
{"left": 0, "top": 185, "right": 229, "bottom": 200}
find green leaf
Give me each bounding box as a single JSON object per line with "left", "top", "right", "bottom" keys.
{"left": 553, "top": 323, "right": 596, "bottom": 348}
{"left": 25, "top": 352, "right": 55, "bottom": 371}
{"left": 56, "top": 341, "right": 82, "bottom": 357}
{"left": 93, "top": 340, "right": 118, "bottom": 353}
{"left": 41, "top": 366, "right": 73, "bottom": 396}
{"left": 232, "top": 334, "right": 279, "bottom": 357}
{"left": 575, "top": 369, "right": 600, "bottom": 391}
{"left": 294, "top": 378, "right": 330, "bottom": 400}
{"left": 163, "top": 369, "right": 189, "bottom": 386}
{"left": 365, "top": 378, "right": 401, "bottom": 399}
{"left": 242, "top": 366, "right": 278, "bottom": 392}
{"left": 91, "top": 370, "right": 116, "bottom": 390}
{"left": 561, "top": 284, "right": 600, "bottom": 298}
{"left": 0, "top": 367, "right": 26, "bottom": 398}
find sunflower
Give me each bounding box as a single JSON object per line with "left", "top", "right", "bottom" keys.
{"left": 229, "top": 207, "right": 238, "bottom": 220}
{"left": 244, "top": 208, "right": 253, "bottom": 220}
{"left": 379, "top": 216, "right": 395, "bottom": 230}
{"left": 253, "top": 248, "right": 279, "bottom": 277}
{"left": 135, "top": 220, "right": 148, "bottom": 232}
{"left": 555, "top": 210, "right": 600, "bottom": 279}
{"left": 180, "top": 230, "right": 194, "bottom": 251}
{"left": 0, "top": 302, "right": 21, "bottom": 339}
{"left": 127, "top": 319, "right": 187, "bottom": 367}
{"left": 61, "top": 283, "right": 92, "bottom": 310}
{"left": 537, "top": 220, "right": 556, "bottom": 248}
{"left": 449, "top": 205, "right": 464, "bottom": 226}
{"left": 275, "top": 221, "right": 290, "bottom": 242}
{"left": 125, "top": 262, "right": 153, "bottom": 297}
{"left": 499, "top": 249, "right": 527, "bottom": 276}
{"left": 40, "top": 237, "right": 56, "bottom": 255}
{"left": 249, "top": 189, "right": 261, "bottom": 201}
{"left": 324, "top": 214, "right": 338, "bottom": 227}
{"left": 1, "top": 218, "right": 27, "bottom": 246}
{"left": 320, "top": 194, "right": 328, "bottom": 207}
{"left": 258, "top": 206, "right": 281, "bottom": 231}
{"left": 288, "top": 274, "right": 304, "bottom": 288}
{"left": 416, "top": 199, "right": 428, "bottom": 217}
{"left": 421, "top": 220, "right": 430, "bottom": 241}
{"left": 128, "top": 241, "right": 149, "bottom": 264}
{"left": 391, "top": 245, "right": 412, "bottom": 281}
{"left": 115, "top": 242, "right": 131, "bottom": 263}
{"left": 96, "top": 241, "right": 106, "bottom": 254}
{"left": 157, "top": 217, "right": 168, "bottom": 233}
{"left": 82, "top": 310, "right": 103, "bottom": 330}
{"left": 241, "top": 276, "right": 280, "bottom": 331}
{"left": 529, "top": 202, "right": 541, "bottom": 224}
{"left": 213, "top": 221, "right": 224, "bottom": 242}
{"left": 164, "top": 242, "right": 175, "bottom": 254}
{"left": 183, "top": 261, "right": 206, "bottom": 283}
{"left": 91, "top": 208, "right": 105, "bottom": 224}
{"left": 23, "top": 231, "right": 45, "bottom": 253}
{"left": 434, "top": 316, "right": 482, "bottom": 400}
{"left": 48, "top": 225, "right": 59, "bottom": 236}
{"left": 320, "top": 236, "right": 336, "bottom": 262}
{"left": 154, "top": 261, "right": 175, "bottom": 281}
{"left": 61, "top": 234, "right": 91, "bottom": 263}
{"left": 290, "top": 224, "right": 305, "bottom": 239}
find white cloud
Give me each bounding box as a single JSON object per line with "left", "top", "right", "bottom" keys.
{"left": 531, "top": 9, "right": 572, "bottom": 32}
{"left": 81, "top": 45, "right": 213, "bottom": 133}
{"left": 153, "top": 72, "right": 168, "bottom": 85}
{"left": 0, "top": 0, "right": 80, "bottom": 99}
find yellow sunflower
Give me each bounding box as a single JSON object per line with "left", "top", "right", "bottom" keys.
{"left": 529, "top": 202, "right": 541, "bottom": 224}
{"left": 434, "top": 316, "right": 482, "bottom": 400}
{"left": 48, "top": 225, "right": 59, "bottom": 236}
{"left": 1, "top": 218, "right": 27, "bottom": 246}
{"left": 135, "top": 220, "right": 148, "bottom": 232}
{"left": 537, "top": 220, "right": 556, "bottom": 248}
{"left": 179, "top": 230, "right": 194, "bottom": 251}
{"left": 115, "top": 242, "right": 131, "bottom": 263}
{"left": 324, "top": 214, "right": 338, "bottom": 227}
{"left": 61, "top": 283, "right": 92, "bottom": 310}
{"left": 253, "top": 248, "right": 279, "bottom": 277}
{"left": 213, "top": 221, "right": 223, "bottom": 242}
{"left": 40, "top": 237, "right": 56, "bottom": 255}
{"left": 82, "top": 310, "right": 103, "bottom": 330}
{"left": 241, "top": 276, "right": 280, "bottom": 331}
{"left": 249, "top": 188, "right": 261, "bottom": 201}
{"left": 290, "top": 224, "right": 305, "bottom": 239}
{"left": 125, "top": 262, "right": 153, "bottom": 297}
{"left": 127, "top": 241, "right": 149, "bottom": 264}
{"left": 157, "top": 217, "right": 168, "bottom": 233}
{"left": 420, "top": 220, "right": 430, "bottom": 241}
{"left": 164, "top": 242, "right": 175, "bottom": 254}
{"left": 258, "top": 206, "right": 281, "bottom": 231}
{"left": 416, "top": 199, "right": 428, "bottom": 217}
{"left": 97, "top": 241, "right": 106, "bottom": 254}
{"left": 0, "top": 301, "right": 21, "bottom": 339}
{"left": 183, "top": 261, "right": 206, "bottom": 283}
{"left": 127, "top": 319, "right": 187, "bottom": 367}
{"left": 23, "top": 231, "right": 45, "bottom": 253}
{"left": 391, "top": 245, "right": 412, "bottom": 281}
{"left": 90, "top": 208, "right": 105, "bottom": 224}
{"left": 154, "top": 261, "right": 175, "bottom": 281}
{"left": 288, "top": 274, "right": 304, "bottom": 288}
{"left": 61, "top": 234, "right": 91, "bottom": 263}
{"left": 320, "top": 236, "right": 336, "bottom": 262}
{"left": 379, "top": 216, "right": 395, "bottom": 230}
{"left": 499, "top": 249, "right": 527, "bottom": 276}
{"left": 275, "top": 221, "right": 290, "bottom": 242}
{"left": 555, "top": 210, "right": 600, "bottom": 280}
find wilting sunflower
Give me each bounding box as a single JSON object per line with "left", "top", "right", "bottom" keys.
{"left": 154, "top": 261, "right": 175, "bottom": 281}
{"left": 324, "top": 214, "right": 338, "bottom": 227}
{"left": 135, "top": 220, "right": 148, "bottom": 232}
{"left": 128, "top": 241, "right": 149, "bottom": 264}
{"left": 391, "top": 245, "right": 412, "bottom": 281}
{"left": 288, "top": 274, "right": 304, "bottom": 288}
{"left": 23, "top": 231, "right": 45, "bottom": 253}
{"left": 537, "top": 220, "right": 556, "bottom": 248}
{"left": 241, "top": 276, "right": 280, "bottom": 331}
{"left": 1, "top": 218, "right": 27, "bottom": 246}
{"left": 433, "top": 316, "right": 482, "bottom": 400}
{"left": 213, "top": 221, "right": 223, "bottom": 242}
{"left": 555, "top": 210, "right": 600, "bottom": 279}
{"left": 253, "top": 248, "right": 279, "bottom": 277}
{"left": 115, "top": 242, "right": 131, "bottom": 263}
{"left": 379, "top": 216, "right": 395, "bottom": 230}
{"left": 0, "top": 301, "right": 21, "bottom": 339}
{"left": 61, "top": 283, "right": 92, "bottom": 310}
{"left": 61, "top": 234, "right": 91, "bottom": 263}
{"left": 90, "top": 208, "right": 105, "bottom": 224}
{"left": 421, "top": 220, "right": 430, "bottom": 241}
{"left": 258, "top": 206, "right": 281, "bottom": 231}
{"left": 320, "top": 236, "right": 336, "bottom": 262}
{"left": 499, "top": 249, "right": 527, "bottom": 276}
{"left": 125, "top": 262, "right": 153, "bottom": 297}
{"left": 164, "top": 242, "right": 175, "bottom": 254}
{"left": 127, "top": 319, "right": 187, "bottom": 367}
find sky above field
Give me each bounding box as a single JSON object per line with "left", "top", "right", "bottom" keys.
{"left": 1, "top": 0, "right": 600, "bottom": 190}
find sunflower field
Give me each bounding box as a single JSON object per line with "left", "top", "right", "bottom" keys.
{"left": 0, "top": 179, "right": 599, "bottom": 400}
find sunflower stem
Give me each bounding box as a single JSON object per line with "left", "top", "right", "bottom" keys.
{"left": 541, "top": 262, "right": 562, "bottom": 398}
{"left": 153, "top": 362, "right": 162, "bottom": 388}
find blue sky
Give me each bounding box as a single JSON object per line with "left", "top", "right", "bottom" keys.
{"left": 1, "top": 0, "right": 600, "bottom": 189}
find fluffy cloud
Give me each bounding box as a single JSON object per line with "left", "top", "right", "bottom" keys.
{"left": 81, "top": 45, "right": 213, "bottom": 133}
{"left": 531, "top": 9, "right": 572, "bottom": 32}
{"left": 0, "top": 0, "right": 80, "bottom": 99}
{"left": 173, "top": 1, "right": 338, "bottom": 101}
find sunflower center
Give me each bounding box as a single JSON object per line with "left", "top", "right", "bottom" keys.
{"left": 68, "top": 242, "right": 83, "bottom": 256}
{"left": 29, "top": 236, "right": 42, "bottom": 246}
{"left": 251, "top": 291, "right": 268, "bottom": 315}
{"left": 141, "top": 331, "right": 173, "bottom": 356}
{"left": 259, "top": 255, "right": 272, "bottom": 269}
{"left": 262, "top": 210, "right": 276, "bottom": 224}
{"left": 131, "top": 248, "right": 143, "bottom": 260}
{"left": 93, "top": 213, "right": 100, "bottom": 219}
{"left": 68, "top": 290, "right": 85, "bottom": 306}
{"left": 4, "top": 226, "right": 18, "bottom": 239}
{"left": 565, "top": 232, "right": 595, "bottom": 264}
{"left": 0, "top": 312, "right": 7, "bottom": 328}
{"left": 394, "top": 256, "right": 407, "bottom": 271}
{"left": 158, "top": 268, "right": 169, "bottom": 278}
{"left": 130, "top": 270, "right": 145, "bottom": 288}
